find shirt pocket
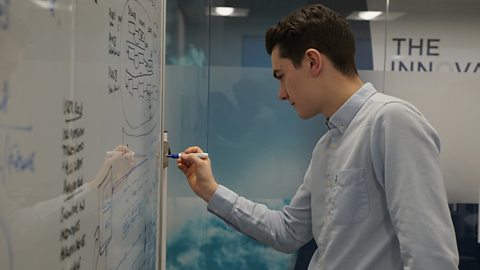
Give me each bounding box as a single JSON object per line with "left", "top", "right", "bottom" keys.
{"left": 332, "top": 168, "right": 370, "bottom": 225}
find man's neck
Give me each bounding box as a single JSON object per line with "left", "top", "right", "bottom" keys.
{"left": 323, "top": 74, "right": 364, "bottom": 118}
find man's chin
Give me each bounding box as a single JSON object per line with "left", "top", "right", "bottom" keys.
{"left": 298, "top": 113, "right": 311, "bottom": 120}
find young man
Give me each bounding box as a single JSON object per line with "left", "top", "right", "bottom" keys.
{"left": 177, "top": 4, "right": 459, "bottom": 269}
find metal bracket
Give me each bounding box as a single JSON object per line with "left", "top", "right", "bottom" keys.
{"left": 162, "top": 132, "right": 170, "bottom": 169}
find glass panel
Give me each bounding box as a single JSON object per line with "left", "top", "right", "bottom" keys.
{"left": 385, "top": 0, "right": 480, "bottom": 268}
{"left": 166, "top": 0, "right": 480, "bottom": 268}
{"left": 164, "top": 0, "right": 210, "bottom": 269}
{"left": 360, "top": 0, "right": 387, "bottom": 89}
{"left": 385, "top": 0, "right": 480, "bottom": 203}
{"left": 165, "top": 0, "right": 387, "bottom": 269}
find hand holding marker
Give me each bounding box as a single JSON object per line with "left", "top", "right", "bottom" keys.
{"left": 166, "top": 152, "right": 209, "bottom": 159}
{"left": 106, "top": 149, "right": 208, "bottom": 159}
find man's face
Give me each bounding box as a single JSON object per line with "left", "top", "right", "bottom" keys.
{"left": 271, "top": 46, "right": 319, "bottom": 119}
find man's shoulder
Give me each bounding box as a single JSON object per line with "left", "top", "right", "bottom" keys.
{"left": 361, "top": 92, "right": 426, "bottom": 127}
{"left": 369, "top": 91, "right": 405, "bottom": 104}
{"left": 366, "top": 92, "right": 418, "bottom": 113}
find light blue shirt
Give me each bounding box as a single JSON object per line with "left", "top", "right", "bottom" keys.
{"left": 207, "top": 83, "right": 459, "bottom": 270}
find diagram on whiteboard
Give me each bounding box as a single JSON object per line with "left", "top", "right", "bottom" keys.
{"left": 98, "top": 1, "right": 160, "bottom": 269}
{"left": 108, "top": 0, "right": 159, "bottom": 139}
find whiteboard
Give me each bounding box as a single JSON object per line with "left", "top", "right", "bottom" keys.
{"left": 0, "top": 0, "right": 164, "bottom": 269}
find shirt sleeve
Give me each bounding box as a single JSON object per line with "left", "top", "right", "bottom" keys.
{"left": 370, "top": 101, "right": 459, "bottom": 269}
{"left": 207, "top": 168, "right": 314, "bottom": 254}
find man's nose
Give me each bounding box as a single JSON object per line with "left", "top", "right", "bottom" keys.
{"left": 278, "top": 86, "right": 288, "bottom": 100}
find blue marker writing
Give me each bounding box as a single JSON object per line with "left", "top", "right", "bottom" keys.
{"left": 166, "top": 153, "right": 209, "bottom": 159}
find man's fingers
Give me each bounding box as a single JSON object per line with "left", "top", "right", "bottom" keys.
{"left": 184, "top": 146, "right": 203, "bottom": 154}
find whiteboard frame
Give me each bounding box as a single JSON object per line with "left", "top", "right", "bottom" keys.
{"left": 157, "top": 0, "right": 167, "bottom": 269}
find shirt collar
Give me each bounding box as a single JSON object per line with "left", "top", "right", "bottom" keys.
{"left": 327, "top": 83, "right": 377, "bottom": 134}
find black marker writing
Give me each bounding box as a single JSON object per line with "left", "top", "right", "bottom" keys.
{"left": 60, "top": 233, "right": 85, "bottom": 261}
{"left": 62, "top": 142, "right": 85, "bottom": 156}
{"left": 63, "top": 99, "right": 83, "bottom": 122}
{"left": 62, "top": 157, "right": 83, "bottom": 175}
{"left": 63, "top": 127, "right": 85, "bottom": 140}
{"left": 0, "top": 80, "right": 9, "bottom": 113}
{"left": 63, "top": 176, "right": 84, "bottom": 195}
{"left": 60, "top": 219, "right": 81, "bottom": 241}
{"left": 60, "top": 199, "right": 86, "bottom": 223}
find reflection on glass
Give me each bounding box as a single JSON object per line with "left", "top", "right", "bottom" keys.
{"left": 0, "top": 145, "right": 157, "bottom": 269}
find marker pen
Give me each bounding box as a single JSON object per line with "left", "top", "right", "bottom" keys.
{"left": 166, "top": 153, "right": 209, "bottom": 159}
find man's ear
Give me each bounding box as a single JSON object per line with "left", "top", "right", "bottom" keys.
{"left": 305, "top": 49, "right": 322, "bottom": 76}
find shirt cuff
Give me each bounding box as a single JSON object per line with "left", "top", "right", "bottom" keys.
{"left": 207, "top": 185, "right": 238, "bottom": 218}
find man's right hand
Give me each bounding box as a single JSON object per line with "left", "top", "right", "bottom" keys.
{"left": 177, "top": 146, "right": 219, "bottom": 202}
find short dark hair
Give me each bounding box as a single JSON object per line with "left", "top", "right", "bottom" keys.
{"left": 265, "top": 4, "right": 358, "bottom": 77}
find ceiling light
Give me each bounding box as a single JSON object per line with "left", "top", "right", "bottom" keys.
{"left": 347, "top": 11, "right": 405, "bottom": 21}
{"left": 207, "top": 6, "right": 249, "bottom": 17}
{"left": 358, "top": 11, "right": 382, "bottom": 20}
{"left": 215, "top": 7, "right": 234, "bottom": 16}
{"left": 31, "top": 0, "right": 56, "bottom": 10}
{"left": 31, "top": 0, "right": 72, "bottom": 11}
